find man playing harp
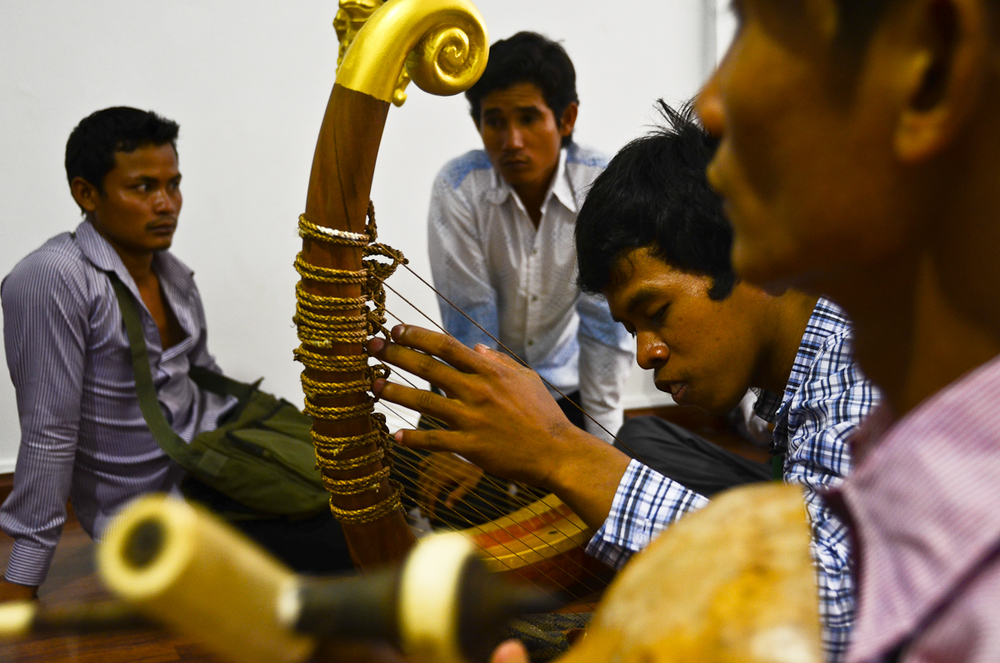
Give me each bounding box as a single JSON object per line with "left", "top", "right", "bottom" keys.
{"left": 370, "top": 101, "right": 878, "bottom": 660}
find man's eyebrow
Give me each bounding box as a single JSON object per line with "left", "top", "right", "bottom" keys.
{"left": 622, "top": 287, "right": 661, "bottom": 316}
{"left": 482, "top": 104, "right": 545, "bottom": 115}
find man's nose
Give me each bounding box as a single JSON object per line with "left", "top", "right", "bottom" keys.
{"left": 695, "top": 71, "right": 725, "bottom": 138}
{"left": 152, "top": 188, "right": 180, "bottom": 215}
{"left": 636, "top": 332, "right": 669, "bottom": 371}
{"left": 503, "top": 126, "right": 525, "bottom": 150}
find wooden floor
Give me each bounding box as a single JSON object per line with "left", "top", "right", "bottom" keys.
{"left": 0, "top": 406, "right": 768, "bottom": 661}
{"left": 0, "top": 516, "right": 227, "bottom": 662}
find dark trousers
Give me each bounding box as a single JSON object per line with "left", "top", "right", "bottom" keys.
{"left": 613, "top": 415, "right": 772, "bottom": 497}
{"left": 232, "top": 510, "right": 354, "bottom": 574}
{"left": 183, "top": 479, "right": 354, "bottom": 574}
{"left": 395, "top": 392, "right": 585, "bottom": 529}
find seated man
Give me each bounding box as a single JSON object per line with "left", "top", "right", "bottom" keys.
{"left": 402, "top": 31, "right": 632, "bottom": 525}
{"left": 0, "top": 107, "right": 350, "bottom": 602}
{"left": 695, "top": 0, "right": 1000, "bottom": 660}
{"left": 369, "top": 103, "right": 877, "bottom": 660}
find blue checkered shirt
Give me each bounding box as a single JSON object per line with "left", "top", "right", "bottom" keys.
{"left": 587, "top": 297, "right": 879, "bottom": 662}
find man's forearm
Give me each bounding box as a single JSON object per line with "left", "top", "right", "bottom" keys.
{"left": 537, "top": 423, "right": 633, "bottom": 530}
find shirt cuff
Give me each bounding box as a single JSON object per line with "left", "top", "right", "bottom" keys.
{"left": 3, "top": 539, "right": 56, "bottom": 587}
{"left": 586, "top": 459, "right": 710, "bottom": 570}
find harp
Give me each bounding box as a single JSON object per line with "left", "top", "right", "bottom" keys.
{"left": 295, "top": 0, "right": 606, "bottom": 597}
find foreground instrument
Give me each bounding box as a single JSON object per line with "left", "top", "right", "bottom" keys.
{"left": 0, "top": 484, "right": 821, "bottom": 663}
{"left": 90, "top": 495, "right": 550, "bottom": 663}
{"left": 559, "top": 482, "right": 822, "bottom": 663}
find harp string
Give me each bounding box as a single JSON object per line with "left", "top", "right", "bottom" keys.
{"left": 377, "top": 397, "right": 609, "bottom": 608}
{"left": 358, "top": 263, "right": 613, "bottom": 603}
{"left": 374, "top": 291, "right": 626, "bottom": 607}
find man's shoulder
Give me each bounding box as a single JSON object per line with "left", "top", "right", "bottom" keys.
{"left": 564, "top": 143, "right": 610, "bottom": 195}
{"left": 565, "top": 143, "right": 609, "bottom": 170}
{"left": 788, "top": 298, "right": 875, "bottom": 418}
{"left": 802, "top": 299, "right": 857, "bottom": 372}
{"left": 436, "top": 150, "right": 494, "bottom": 190}
{"left": 4, "top": 232, "right": 88, "bottom": 289}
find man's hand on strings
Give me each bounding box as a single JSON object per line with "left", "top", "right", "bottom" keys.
{"left": 368, "top": 324, "right": 580, "bottom": 490}
{"left": 369, "top": 324, "right": 634, "bottom": 530}
{"left": 417, "top": 452, "right": 485, "bottom": 522}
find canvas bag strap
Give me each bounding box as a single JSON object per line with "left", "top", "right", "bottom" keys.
{"left": 108, "top": 272, "right": 199, "bottom": 470}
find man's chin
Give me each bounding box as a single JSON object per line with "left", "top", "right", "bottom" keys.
{"left": 149, "top": 238, "right": 174, "bottom": 252}
{"left": 731, "top": 242, "right": 814, "bottom": 295}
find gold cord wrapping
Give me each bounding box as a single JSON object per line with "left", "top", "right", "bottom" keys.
{"left": 295, "top": 202, "right": 409, "bottom": 524}
{"left": 328, "top": 481, "right": 405, "bottom": 524}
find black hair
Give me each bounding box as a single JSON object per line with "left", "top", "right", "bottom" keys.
{"left": 465, "top": 31, "right": 578, "bottom": 148}
{"left": 833, "top": 0, "right": 999, "bottom": 50}
{"left": 576, "top": 100, "right": 736, "bottom": 301}
{"left": 830, "top": 0, "right": 898, "bottom": 53}
{"left": 65, "top": 107, "right": 179, "bottom": 194}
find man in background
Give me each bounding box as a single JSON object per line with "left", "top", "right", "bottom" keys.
{"left": 410, "top": 31, "right": 632, "bottom": 523}
{"left": 0, "top": 107, "right": 349, "bottom": 601}
{"left": 371, "top": 102, "right": 876, "bottom": 660}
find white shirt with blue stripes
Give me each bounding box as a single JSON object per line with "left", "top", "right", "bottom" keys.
{"left": 427, "top": 144, "right": 634, "bottom": 442}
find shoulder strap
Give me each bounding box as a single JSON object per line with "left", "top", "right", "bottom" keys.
{"left": 108, "top": 272, "right": 199, "bottom": 470}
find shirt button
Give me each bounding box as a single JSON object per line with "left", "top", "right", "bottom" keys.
{"left": 527, "top": 340, "right": 534, "bottom": 346}
{"left": 531, "top": 295, "right": 538, "bottom": 302}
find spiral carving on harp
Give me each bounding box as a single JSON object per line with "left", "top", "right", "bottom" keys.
{"left": 295, "top": 0, "right": 611, "bottom": 602}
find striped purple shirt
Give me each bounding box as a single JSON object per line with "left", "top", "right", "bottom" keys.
{"left": 0, "top": 221, "right": 235, "bottom": 586}
{"left": 838, "top": 353, "right": 1000, "bottom": 663}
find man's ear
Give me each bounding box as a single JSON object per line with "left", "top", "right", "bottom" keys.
{"left": 558, "top": 102, "right": 579, "bottom": 139}
{"left": 893, "top": 0, "right": 990, "bottom": 162}
{"left": 70, "top": 176, "right": 100, "bottom": 214}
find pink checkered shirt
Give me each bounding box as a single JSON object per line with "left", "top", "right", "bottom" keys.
{"left": 836, "top": 353, "right": 1000, "bottom": 663}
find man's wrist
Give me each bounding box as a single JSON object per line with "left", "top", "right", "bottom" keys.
{"left": 541, "top": 426, "right": 633, "bottom": 530}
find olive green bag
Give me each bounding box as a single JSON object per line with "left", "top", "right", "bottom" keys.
{"left": 110, "top": 275, "right": 329, "bottom": 519}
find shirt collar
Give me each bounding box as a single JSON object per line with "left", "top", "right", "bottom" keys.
{"left": 753, "top": 297, "right": 851, "bottom": 433}
{"left": 74, "top": 220, "right": 134, "bottom": 284}
{"left": 839, "top": 352, "right": 1000, "bottom": 661}
{"left": 485, "top": 148, "right": 576, "bottom": 215}
{"left": 73, "top": 219, "right": 190, "bottom": 294}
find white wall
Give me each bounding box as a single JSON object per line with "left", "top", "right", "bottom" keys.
{"left": 0, "top": 0, "right": 717, "bottom": 472}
